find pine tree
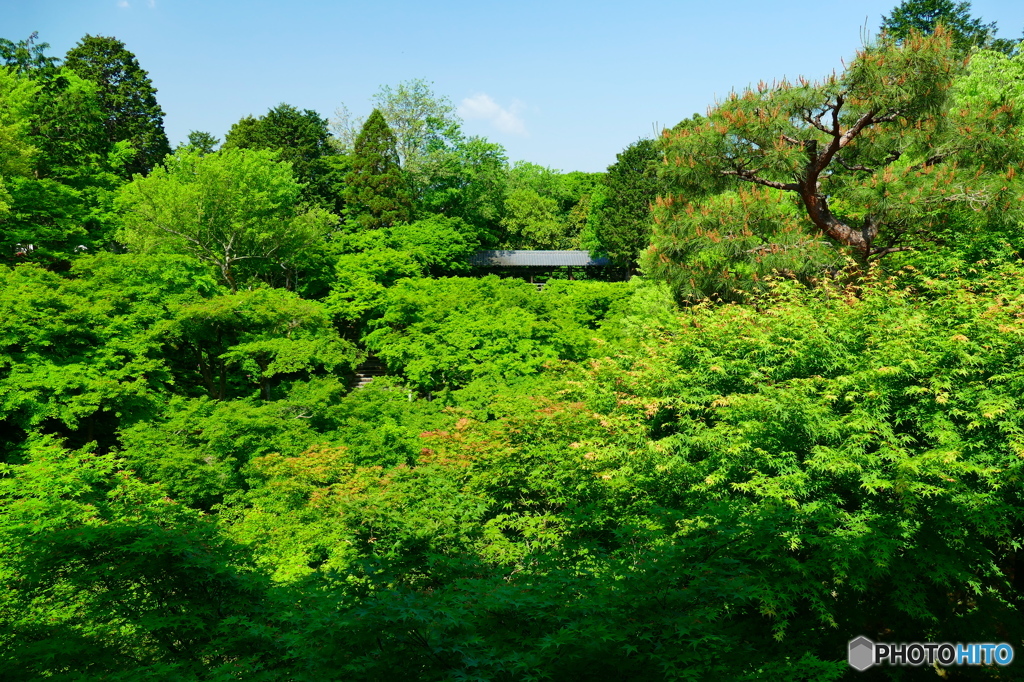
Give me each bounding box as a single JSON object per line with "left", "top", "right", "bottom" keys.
{"left": 64, "top": 35, "right": 171, "bottom": 177}
{"left": 342, "top": 109, "right": 411, "bottom": 230}
{"left": 649, "top": 29, "right": 1024, "bottom": 300}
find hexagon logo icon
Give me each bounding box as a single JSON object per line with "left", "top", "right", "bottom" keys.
{"left": 849, "top": 636, "right": 875, "bottom": 671}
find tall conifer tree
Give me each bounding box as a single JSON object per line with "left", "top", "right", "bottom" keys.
{"left": 880, "top": 0, "right": 1013, "bottom": 55}
{"left": 64, "top": 35, "right": 171, "bottom": 177}
{"left": 342, "top": 109, "right": 411, "bottom": 230}
{"left": 591, "top": 139, "right": 664, "bottom": 269}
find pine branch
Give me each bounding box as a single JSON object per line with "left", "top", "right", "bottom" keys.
{"left": 836, "top": 157, "right": 875, "bottom": 173}
{"left": 744, "top": 239, "right": 829, "bottom": 255}
{"left": 721, "top": 168, "right": 800, "bottom": 192}
{"left": 800, "top": 101, "right": 840, "bottom": 136}
{"left": 868, "top": 245, "right": 914, "bottom": 260}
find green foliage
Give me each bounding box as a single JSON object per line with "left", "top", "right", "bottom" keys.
{"left": 0, "top": 66, "right": 37, "bottom": 179}
{"left": 955, "top": 47, "right": 1024, "bottom": 109}
{"left": 2, "top": 177, "right": 90, "bottom": 260}
{"left": 0, "top": 68, "right": 35, "bottom": 253}
{"left": 651, "top": 29, "right": 1024, "bottom": 300}
{"left": 0, "top": 254, "right": 217, "bottom": 450}
{"left": 116, "top": 147, "right": 335, "bottom": 290}
{"left": 326, "top": 214, "right": 481, "bottom": 326}
{"left": 0, "top": 437, "right": 280, "bottom": 680}
{"left": 28, "top": 69, "right": 110, "bottom": 180}
{"left": 362, "top": 276, "right": 629, "bottom": 393}
{"left": 0, "top": 32, "right": 59, "bottom": 75}
{"left": 371, "top": 79, "right": 460, "bottom": 171}
{"left": 412, "top": 133, "right": 509, "bottom": 240}
{"left": 118, "top": 393, "right": 328, "bottom": 509}
{"left": 589, "top": 138, "right": 665, "bottom": 268}
{"left": 63, "top": 34, "right": 171, "bottom": 177}
{"left": 331, "top": 214, "right": 483, "bottom": 333}
{"left": 500, "top": 162, "right": 602, "bottom": 249}
{"left": 167, "top": 287, "right": 359, "bottom": 401}
{"left": 388, "top": 214, "right": 481, "bottom": 274}
{"left": 500, "top": 185, "right": 565, "bottom": 248}
{"left": 334, "top": 80, "right": 511, "bottom": 237}
{"left": 0, "top": 66, "right": 126, "bottom": 264}
{"left": 221, "top": 431, "right": 487, "bottom": 588}
{"left": 333, "top": 79, "right": 461, "bottom": 170}
{"left": 599, "top": 271, "right": 1024, "bottom": 652}
{"left": 646, "top": 187, "right": 842, "bottom": 301}
{"left": 310, "top": 269, "right": 1024, "bottom": 678}
{"left": 8, "top": 22, "right": 1024, "bottom": 681}
{"left": 179, "top": 129, "right": 220, "bottom": 155}
{"left": 342, "top": 109, "right": 412, "bottom": 230}
{"left": 223, "top": 103, "right": 340, "bottom": 208}
{"left": 881, "top": 0, "right": 1016, "bottom": 55}
{"left": 23, "top": 256, "right": 1024, "bottom": 678}
{"left": 327, "top": 246, "right": 423, "bottom": 326}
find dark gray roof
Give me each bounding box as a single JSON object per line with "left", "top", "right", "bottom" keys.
{"left": 470, "top": 250, "right": 610, "bottom": 267}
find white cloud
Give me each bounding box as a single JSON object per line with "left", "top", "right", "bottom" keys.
{"left": 147, "top": 0, "right": 156, "bottom": 7}
{"left": 117, "top": 0, "right": 130, "bottom": 7}
{"left": 458, "top": 94, "right": 528, "bottom": 136}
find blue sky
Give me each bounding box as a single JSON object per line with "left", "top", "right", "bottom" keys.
{"left": 8, "top": 1, "right": 1024, "bottom": 172}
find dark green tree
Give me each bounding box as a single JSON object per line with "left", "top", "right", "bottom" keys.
{"left": 499, "top": 186, "right": 563, "bottom": 249}
{"left": 0, "top": 253, "right": 218, "bottom": 451}
{"left": 589, "top": 138, "right": 664, "bottom": 269}
{"left": 0, "top": 34, "right": 112, "bottom": 181}
{"left": 0, "top": 32, "right": 58, "bottom": 75}
{"left": 179, "top": 130, "right": 219, "bottom": 155}
{"left": 342, "top": 109, "right": 411, "bottom": 230}
{"left": 29, "top": 72, "right": 111, "bottom": 180}
{"left": 63, "top": 35, "right": 171, "bottom": 177}
{"left": 223, "top": 104, "right": 339, "bottom": 208}
{"left": 881, "top": 0, "right": 1016, "bottom": 55}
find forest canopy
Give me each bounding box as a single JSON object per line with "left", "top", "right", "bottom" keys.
{"left": 3, "top": 3, "right": 1024, "bottom": 679}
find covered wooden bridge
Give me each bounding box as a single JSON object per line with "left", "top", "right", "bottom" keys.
{"left": 469, "top": 250, "right": 613, "bottom": 288}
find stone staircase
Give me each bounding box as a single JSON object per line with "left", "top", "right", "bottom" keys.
{"left": 353, "top": 354, "right": 387, "bottom": 389}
